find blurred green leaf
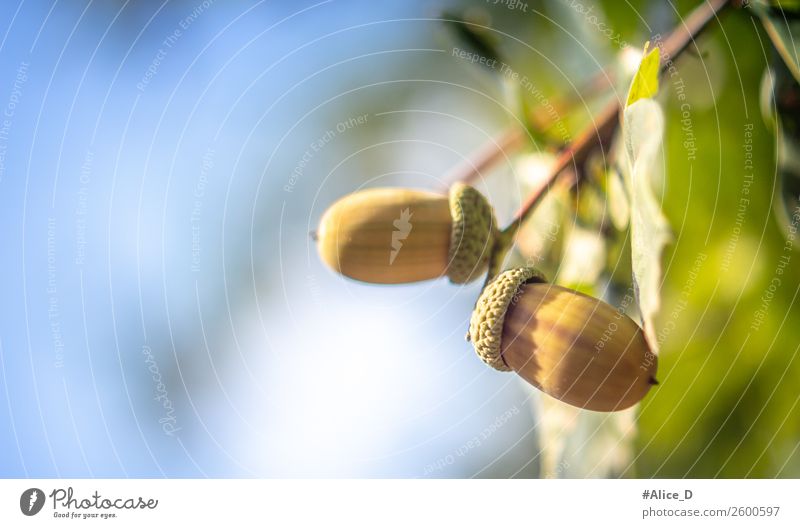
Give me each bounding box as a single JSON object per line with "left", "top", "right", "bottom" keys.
{"left": 556, "top": 225, "right": 607, "bottom": 293}
{"left": 760, "top": 67, "right": 777, "bottom": 130}
{"left": 626, "top": 44, "right": 660, "bottom": 107}
{"left": 607, "top": 168, "right": 631, "bottom": 230}
{"left": 441, "top": 10, "right": 504, "bottom": 69}
{"left": 760, "top": 57, "right": 800, "bottom": 240}
{"left": 753, "top": 0, "right": 800, "bottom": 12}
{"left": 753, "top": 1, "right": 800, "bottom": 83}
{"left": 573, "top": 177, "right": 608, "bottom": 229}
{"left": 623, "top": 99, "right": 672, "bottom": 348}
{"left": 510, "top": 153, "right": 566, "bottom": 278}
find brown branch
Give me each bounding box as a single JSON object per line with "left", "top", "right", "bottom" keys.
{"left": 445, "top": 127, "right": 525, "bottom": 187}
{"left": 447, "top": 67, "right": 618, "bottom": 188}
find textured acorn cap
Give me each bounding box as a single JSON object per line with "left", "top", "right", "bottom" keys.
{"left": 468, "top": 267, "right": 547, "bottom": 371}
{"left": 469, "top": 267, "right": 658, "bottom": 411}
{"left": 446, "top": 183, "right": 498, "bottom": 284}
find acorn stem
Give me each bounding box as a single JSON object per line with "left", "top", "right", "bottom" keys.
{"left": 482, "top": 225, "right": 518, "bottom": 288}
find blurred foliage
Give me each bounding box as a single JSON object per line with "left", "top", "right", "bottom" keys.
{"left": 632, "top": 3, "right": 800, "bottom": 478}
{"left": 762, "top": 56, "right": 800, "bottom": 241}
{"left": 442, "top": 10, "right": 506, "bottom": 67}
{"left": 449, "top": 0, "right": 800, "bottom": 477}
{"left": 752, "top": 0, "right": 800, "bottom": 83}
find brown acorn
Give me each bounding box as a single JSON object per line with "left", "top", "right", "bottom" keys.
{"left": 316, "top": 184, "right": 497, "bottom": 284}
{"left": 469, "top": 268, "right": 657, "bottom": 411}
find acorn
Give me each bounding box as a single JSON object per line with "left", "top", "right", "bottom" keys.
{"left": 316, "top": 183, "right": 497, "bottom": 284}
{"left": 469, "top": 267, "right": 658, "bottom": 411}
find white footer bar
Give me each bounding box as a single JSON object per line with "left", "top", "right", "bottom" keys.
{"left": 1, "top": 479, "right": 797, "bottom": 527}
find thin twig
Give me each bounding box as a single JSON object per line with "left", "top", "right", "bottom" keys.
{"left": 446, "top": 127, "right": 525, "bottom": 187}
{"left": 447, "top": 67, "right": 618, "bottom": 188}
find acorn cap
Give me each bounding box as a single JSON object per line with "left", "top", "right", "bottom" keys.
{"left": 447, "top": 183, "right": 498, "bottom": 284}
{"left": 468, "top": 267, "right": 547, "bottom": 371}
{"left": 470, "top": 267, "right": 658, "bottom": 411}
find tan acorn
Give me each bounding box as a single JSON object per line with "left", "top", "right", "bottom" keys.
{"left": 316, "top": 183, "right": 497, "bottom": 284}
{"left": 469, "top": 268, "right": 658, "bottom": 412}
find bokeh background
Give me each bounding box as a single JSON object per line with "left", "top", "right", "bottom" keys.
{"left": 0, "top": 0, "right": 797, "bottom": 478}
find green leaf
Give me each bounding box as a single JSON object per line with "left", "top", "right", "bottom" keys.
{"left": 556, "top": 225, "right": 607, "bottom": 295}
{"left": 760, "top": 67, "right": 777, "bottom": 130}
{"left": 622, "top": 99, "right": 672, "bottom": 349}
{"left": 752, "top": 0, "right": 800, "bottom": 13}
{"left": 607, "top": 168, "right": 630, "bottom": 231}
{"left": 759, "top": 57, "right": 800, "bottom": 243}
{"left": 771, "top": 0, "right": 800, "bottom": 9}
{"left": 775, "top": 136, "right": 800, "bottom": 237}
{"left": 441, "top": 11, "right": 504, "bottom": 69}
{"left": 625, "top": 44, "right": 660, "bottom": 107}
{"left": 753, "top": 2, "right": 800, "bottom": 83}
